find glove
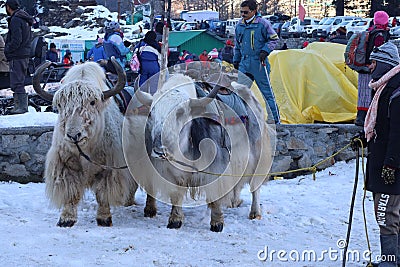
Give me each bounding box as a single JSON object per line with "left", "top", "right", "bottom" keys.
{"left": 259, "top": 50, "right": 269, "bottom": 63}
{"left": 350, "top": 131, "right": 367, "bottom": 151}
{"left": 123, "top": 40, "right": 132, "bottom": 47}
{"left": 382, "top": 165, "right": 396, "bottom": 185}
{"left": 233, "top": 62, "right": 239, "bottom": 70}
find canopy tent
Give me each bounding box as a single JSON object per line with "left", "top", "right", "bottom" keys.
{"left": 267, "top": 42, "right": 358, "bottom": 124}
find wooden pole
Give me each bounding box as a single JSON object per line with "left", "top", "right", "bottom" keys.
{"left": 157, "top": 26, "right": 169, "bottom": 91}
{"left": 118, "top": 0, "right": 121, "bottom": 23}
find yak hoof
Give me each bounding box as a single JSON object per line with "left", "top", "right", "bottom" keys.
{"left": 124, "top": 199, "right": 137, "bottom": 207}
{"left": 97, "top": 217, "right": 113, "bottom": 227}
{"left": 57, "top": 218, "right": 76, "bottom": 227}
{"left": 144, "top": 206, "right": 157, "bottom": 218}
{"left": 167, "top": 221, "right": 182, "bottom": 229}
{"left": 210, "top": 223, "right": 224, "bottom": 232}
{"left": 232, "top": 199, "right": 244, "bottom": 208}
{"left": 249, "top": 212, "right": 262, "bottom": 220}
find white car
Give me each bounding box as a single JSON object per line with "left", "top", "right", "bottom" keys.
{"left": 179, "top": 22, "right": 197, "bottom": 31}
{"left": 390, "top": 25, "right": 400, "bottom": 39}
{"left": 226, "top": 18, "right": 240, "bottom": 37}
{"left": 316, "top": 16, "right": 360, "bottom": 38}
{"left": 288, "top": 17, "right": 320, "bottom": 38}
{"left": 346, "top": 18, "right": 373, "bottom": 39}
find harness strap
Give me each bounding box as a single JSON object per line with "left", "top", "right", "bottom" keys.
{"left": 74, "top": 142, "right": 127, "bottom": 170}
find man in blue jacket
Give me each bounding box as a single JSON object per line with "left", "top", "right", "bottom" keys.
{"left": 103, "top": 21, "right": 130, "bottom": 72}
{"left": 4, "top": 0, "right": 33, "bottom": 114}
{"left": 87, "top": 37, "right": 106, "bottom": 62}
{"left": 233, "top": 0, "right": 280, "bottom": 123}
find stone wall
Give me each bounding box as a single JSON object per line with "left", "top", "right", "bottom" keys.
{"left": 0, "top": 127, "right": 53, "bottom": 183}
{"left": 0, "top": 124, "right": 360, "bottom": 183}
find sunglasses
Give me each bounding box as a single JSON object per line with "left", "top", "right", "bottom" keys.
{"left": 240, "top": 10, "right": 251, "bottom": 14}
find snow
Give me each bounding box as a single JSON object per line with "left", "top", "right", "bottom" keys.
{"left": 0, "top": 5, "right": 143, "bottom": 40}
{"left": 0, "top": 160, "right": 382, "bottom": 266}
{"left": 0, "top": 107, "right": 57, "bottom": 128}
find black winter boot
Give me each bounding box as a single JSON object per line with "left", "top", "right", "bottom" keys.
{"left": 355, "top": 110, "right": 367, "bottom": 126}
{"left": 9, "top": 93, "right": 28, "bottom": 115}
{"left": 379, "top": 234, "right": 398, "bottom": 267}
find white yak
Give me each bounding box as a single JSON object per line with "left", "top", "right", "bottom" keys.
{"left": 33, "top": 58, "right": 141, "bottom": 227}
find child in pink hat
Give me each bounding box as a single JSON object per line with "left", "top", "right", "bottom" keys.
{"left": 373, "top": 10, "right": 389, "bottom": 27}
{"left": 354, "top": 10, "right": 390, "bottom": 126}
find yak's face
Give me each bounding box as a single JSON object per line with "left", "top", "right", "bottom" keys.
{"left": 54, "top": 81, "right": 107, "bottom": 148}
{"left": 149, "top": 88, "right": 193, "bottom": 159}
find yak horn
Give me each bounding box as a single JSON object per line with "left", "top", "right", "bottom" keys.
{"left": 32, "top": 61, "right": 54, "bottom": 102}
{"left": 190, "top": 74, "right": 222, "bottom": 107}
{"left": 133, "top": 76, "right": 153, "bottom": 107}
{"left": 103, "top": 57, "right": 127, "bottom": 99}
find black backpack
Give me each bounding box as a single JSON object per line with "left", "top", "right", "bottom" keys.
{"left": 28, "top": 36, "right": 47, "bottom": 75}
{"left": 221, "top": 46, "right": 233, "bottom": 63}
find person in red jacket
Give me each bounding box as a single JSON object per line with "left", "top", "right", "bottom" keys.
{"left": 63, "top": 50, "right": 74, "bottom": 67}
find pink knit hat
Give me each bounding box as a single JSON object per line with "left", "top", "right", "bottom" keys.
{"left": 374, "top": 11, "right": 389, "bottom": 26}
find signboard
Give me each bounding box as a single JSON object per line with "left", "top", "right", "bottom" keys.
{"left": 49, "top": 39, "right": 86, "bottom": 63}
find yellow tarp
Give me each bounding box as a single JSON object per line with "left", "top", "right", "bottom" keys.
{"left": 267, "top": 42, "right": 359, "bottom": 124}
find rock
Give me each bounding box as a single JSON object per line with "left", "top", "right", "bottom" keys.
{"left": 19, "top": 152, "right": 31, "bottom": 163}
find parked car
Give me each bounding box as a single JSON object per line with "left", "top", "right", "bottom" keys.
{"left": 317, "top": 16, "right": 360, "bottom": 38}
{"left": 288, "top": 17, "right": 320, "bottom": 38}
{"left": 346, "top": 18, "right": 372, "bottom": 39}
{"left": 390, "top": 25, "right": 400, "bottom": 39}
{"left": 179, "top": 22, "right": 198, "bottom": 31}
{"left": 170, "top": 20, "right": 185, "bottom": 31}
{"left": 272, "top": 22, "right": 285, "bottom": 37}
{"left": 209, "top": 20, "right": 227, "bottom": 37}
{"left": 226, "top": 18, "right": 240, "bottom": 37}
{"left": 280, "top": 21, "right": 290, "bottom": 39}
{"left": 304, "top": 22, "right": 321, "bottom": 37}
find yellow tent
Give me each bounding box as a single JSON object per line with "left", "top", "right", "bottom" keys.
{"left": 267, "top": 42, "right": 358, "bottom": 124}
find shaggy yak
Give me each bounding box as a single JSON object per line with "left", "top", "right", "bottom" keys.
{"left": 131, "top": 73, "right": 273, "bottom": 232}
{"left": 33, "top": 58, "right": 140, "bottom": 227}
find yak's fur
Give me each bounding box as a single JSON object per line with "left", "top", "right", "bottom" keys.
{"left": 133, "top": 73, "right": 273, "bottom": 232}
{"left": 45, "top": 62, "right": 137, "bottom": 227}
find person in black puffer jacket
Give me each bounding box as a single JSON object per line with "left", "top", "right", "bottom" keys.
{"left": 363, "top": 42, "right": 400, "bottom": 267}
{"left": 4, "top": 0, "right": 34, "bottom": 115}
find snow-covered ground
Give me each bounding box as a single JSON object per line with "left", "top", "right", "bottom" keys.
{"left": 0, "top": 159, "right": 382, "bottom": 267}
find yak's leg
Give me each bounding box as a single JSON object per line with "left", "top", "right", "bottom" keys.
{"left": 209, "top": 200, "right": 224, "bottom": 232}
{"left": 57, "top": 199, "right": 80, "bottom": 227}
{"left": 48, "top": 167, "right": 83, "bottom": 228}
{"left": 124, "top": 181, "right": 138, "bottom": 207}
{"left": 92, "top": 170, "right": 113, "bottom": 227}
{"left": 144, "top": 195, "right": 157, "bottom": 217}
{"left": 228, "top": 181, "right": 244, "bottom": 208}
{"left": 95, "top": 191, "right": 112, "bottom": 227}
{"left": 249, "top": 188, "right": 262, "bottom": 220}
{"left": 167, "top": 189, "right": 185, "bottom": 229}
